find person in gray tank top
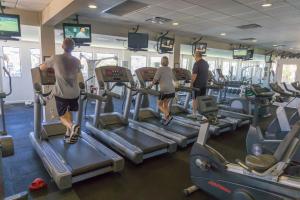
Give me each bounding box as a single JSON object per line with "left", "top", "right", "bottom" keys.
{"left": 39, "top": 38, "right": 81, "bottom": 144}
{"left": 148, "top": 56, "right": 175, "bottom": 125}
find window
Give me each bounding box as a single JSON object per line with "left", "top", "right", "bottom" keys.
{"left": 150, "top": 57, "right": 162, "bottom": 68}
{"left": 72, "top": 52, "right": 92, "bottom": 78}
{"left": 30, "top": 49, "right": 41, "bottom": 68}
{"left": 222, "top": 61, "right": 230, "bottom": 77}
{"left": 131, "top": 55, "right": 146, "bottom": 72}
{"left": 207, "top": 60, "right": 216, "bottom": 72}
{"left": 95, "top": 53, "right": 118, "bottom": 67}
{"left": 282, "top": 64, "right": 297, "bottom": 83}
{"left": 3, "top": 47, "right": 21, "bottom": 77}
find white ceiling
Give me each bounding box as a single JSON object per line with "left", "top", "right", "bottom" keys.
{"left": 78, "top": 0, "right": 300, "bottom": 51}
{"left": 2, "top": 0, "right": 52, "bottom": 11}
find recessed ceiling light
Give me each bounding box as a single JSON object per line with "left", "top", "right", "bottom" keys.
{"left": 172, "top": 22, "right": 179, "bottom": 26}
{"left": 88, "top": 4, "right": 97, "bottom": 9}
{"left": 261, "top": 3, "right": 272, "bottom": 7}
{"left": 261, "top": 0, "right": 272, "bottom": 7}
{"left": 220, "top": 33, "right": 226, "bottom": 36}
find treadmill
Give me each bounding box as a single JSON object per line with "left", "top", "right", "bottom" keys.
{"left": 86, "top": 66, "right": 177, "bottom": 164}
{"left": 171, "top": 68, "right": 234, "bottom": 135}
{"left": 131, "top": 67, "right": 200, "bottom": 146}
{"left": 30, "top": 68, "right": 124, "bottom": 190}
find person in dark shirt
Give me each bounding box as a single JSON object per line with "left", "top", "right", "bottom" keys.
{"left": 191, "top": 52, "right": 209, "bottom": 116}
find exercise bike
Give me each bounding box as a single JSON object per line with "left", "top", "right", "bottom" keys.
{"left": 185, "top": 96, "right": 300, "bottom": 199}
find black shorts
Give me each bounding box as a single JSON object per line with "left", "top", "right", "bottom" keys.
{"left": 55, "top": 96, "right": 79, "bottom": 116}
{"left": 192, "top": 88, "right": 207, "bottom": 99}
{"left": 158, "top": 93, "right": 175, "bottom": 100}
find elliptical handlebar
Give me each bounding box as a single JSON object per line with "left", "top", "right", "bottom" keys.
{"left": 2, "top": 66, "right": 12, "bottom": 96}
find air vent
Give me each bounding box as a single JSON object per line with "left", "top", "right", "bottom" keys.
{"left": 237, "top": 24, "right": 262, "bottom": 29}
{"left": 146, "top": 17, "right": 172, "bottom": 24}
{"left": 240, "top": 38, "right": 256, "bottom": 41}
{"left": 104, "top": 0, "right": 149, "bottom": 16}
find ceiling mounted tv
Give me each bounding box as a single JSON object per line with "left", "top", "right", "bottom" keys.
{"left": 0, "top": 14, "right": 21, "bottom": 38}
{"left": 244, "top": 49, "right": 254, "bottom": 60}
{"left": 192, "top": 42, "right": 207, "bottom": 55}
{"left": 233, "top": 48, "right": 248, "bottom": 59}
{"left": 128, "top": 32, "right": 149, "bottom": 51}
{"left": 63, "top": 23, "right": 92, "bottom": 44}
{"left": 158, "top": 36, "right": 174, "bottom": 54}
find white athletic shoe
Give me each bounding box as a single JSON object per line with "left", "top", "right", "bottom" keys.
{"left": 70, "top": 124, "right": 80, "bottom": 144}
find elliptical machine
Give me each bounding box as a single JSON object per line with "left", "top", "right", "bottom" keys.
{"left": 185, "top": 96, "right": 300, "bottom": 199}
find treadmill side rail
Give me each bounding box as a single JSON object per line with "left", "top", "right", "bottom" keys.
{"left": 29, "top": 132, "right": 72, "bottom": 190}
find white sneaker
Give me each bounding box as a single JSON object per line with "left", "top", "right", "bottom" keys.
{"left": 69, "top": 124, "right": 80, "bottom": 144}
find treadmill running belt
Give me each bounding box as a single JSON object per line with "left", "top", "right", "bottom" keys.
{"left": 143, "top": 118, "right": 198, "bottom": 139}
{"left": 111, "top": 126, "right": 168, "bottom": 154}
{"left": 49, "top": 135, "right": 113, "bottom": 176}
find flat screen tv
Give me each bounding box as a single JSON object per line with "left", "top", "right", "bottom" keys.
{"left": 233, "top": 48, "right": 248, "bottom": 59}
{"left": 193, "top": 42, "right": 207, "bottom": 55}
{"left": 63, "top": 23, "right": 92, "bottom": 44}
{"left": 0, "top": 14, "right": 21, "bottom": 37}
{"left": 244, "top": 49, "right": 254, "bottom": 60}
{"left": 128, "top": 32, "right": 149, "bottom": 50}
{"left": 159, "top": 36, "right": 175, "bottom": 53}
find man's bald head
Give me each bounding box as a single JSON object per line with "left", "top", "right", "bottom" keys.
{"left": 62, "top": 38, "right": 75, "bottom": 53}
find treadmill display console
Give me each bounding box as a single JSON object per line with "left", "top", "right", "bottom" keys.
{"left": 96, "top": 66, "right": 132, "bottom": 83}
{"left": 31, "top": 67, "right": 56, "bottom": 86}
{"left": 173, "top": 68, "right": 191, "bottom": 81}
{"left": 140, "top": 68, "right": 157, "bottom": 82}
{"left": 41, "top": 68, "right": 56, "bottom": 85}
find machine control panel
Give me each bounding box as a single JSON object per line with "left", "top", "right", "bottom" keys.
{"left": 31, "top": 67, "right": 56, "bottom": 86}
{"left": 173, "top": 68, "right": 191, "bottom": 81}
{"left": 135, "top": 67, "right": 157, "bottom": 82}
{"left": 95, "top": 66, "right": 133, "bottom": 83}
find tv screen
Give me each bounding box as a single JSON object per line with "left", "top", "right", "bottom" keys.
{"left": 233, "top": 49, "right": 248, "bottom": 59}
{"left": 245, "top": 49, "right": 254, "bottom": 60}
{"left": 128, "top": 32, "right": 149, "bottom": 50}
{"left": 159, "top": 37, "right": 174, "bottom": 53}
{"left": 63, "top": 23, "right": 92, "bottom": 44}
{"left": 0, "top": 14, "right": 21, "bottom": 37}
{"left": 194, "top": 42, "right": 207, "bottom": 54}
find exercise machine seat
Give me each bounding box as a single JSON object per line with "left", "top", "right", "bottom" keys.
{"left": 245, "top": 154, "right": 277, "bottom": 172}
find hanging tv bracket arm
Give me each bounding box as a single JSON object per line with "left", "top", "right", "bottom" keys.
{"left": 156, "top": 31, "right": 172, "bottom": 54}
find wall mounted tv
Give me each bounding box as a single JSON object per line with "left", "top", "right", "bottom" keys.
{"left": 0, "top": 14, "right": 21, "bottom": 38}
{"left": 63, "top": 23, "right": 92, "bottom": 44}
{"left": 192, "top": 42, "right": 207, "bottom": 55}
{"left": 158, "top": 36, "right": 175, "bottom": 53}
{"left": 128, "top": 32, "right": 149, "bottom": 51}
{"left": 233, "top": 48, "right": 248, "bottom": 59}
